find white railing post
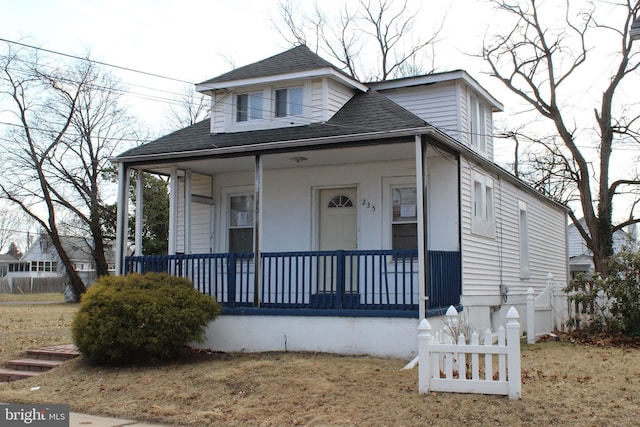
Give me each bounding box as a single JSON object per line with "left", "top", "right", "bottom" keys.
{"left": 418, "top": 318, "right": 432, "bottom": 394}
{"left": 526, "top": 287, "right": 535, "bottom": 344}
{"left": 506, "top": 306, "right": 522, "bottom": 400}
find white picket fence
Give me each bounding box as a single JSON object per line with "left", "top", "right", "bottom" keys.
{"left": 525, "top": 273, "right": 568, "bottom": 343}
{"left": 418, "top": 306, "right": 521, "bottom": 400}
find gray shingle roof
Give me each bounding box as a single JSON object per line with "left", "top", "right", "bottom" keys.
{"left": 117, "top": 89, "right": 428, "bottom": 159}
{"left": 198, "top": 45, "right": 352, "bottom": 86}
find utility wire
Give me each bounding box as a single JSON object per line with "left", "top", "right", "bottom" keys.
{"left": 0, "top": 37, "right": 194, "bottom": 85}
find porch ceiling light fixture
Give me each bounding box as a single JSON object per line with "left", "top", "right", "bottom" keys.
{"left": 290, "top": 156, "right": 308, "bottom": 164}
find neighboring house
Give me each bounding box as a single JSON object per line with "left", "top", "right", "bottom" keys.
{"left": 6, "top": 234, "right": 116, "bottom": 289}
{"left": 113, "top": 45, "right": 569, "bottom": 358}
{"left": 568, "top": 218, "right": 637, "bottom": 278}
{"left": 0, "top": 253, "right": 17, "bottom": 277}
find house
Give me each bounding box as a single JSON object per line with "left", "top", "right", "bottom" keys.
{"left": 5, "top": 234, "right": 116, "bottom": 292}
{"left": 0, "top": 253, "right": 17, "bottom": 278}
{"left": 113, "top": 45, "right": 569, "bottom": 358}
{"left": 568, "top": 218, "right": 637, "bottom": 278}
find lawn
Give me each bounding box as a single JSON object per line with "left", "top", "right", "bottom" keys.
{"left": 1, "top": 301, "right": 639, "bottom": 426}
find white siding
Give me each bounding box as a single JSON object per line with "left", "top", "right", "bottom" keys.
{"left": 378, "top": 81, "right": 459, "bottom": 141}
{"left": 212, "top": 92, "right": 227, "bottom": 134}
{"left": 176, "top": 173, "right": 215, "bottom": 254}
{"left": 460, "top": 157, "right": 567, "bottom": 301}
{"left": 326, "top": 79, "right": 354, "bottom": 120}
{"left": 311, "top": 78, "right": 325, "bottom": 121}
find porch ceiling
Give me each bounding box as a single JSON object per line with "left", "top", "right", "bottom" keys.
{"left": 138, "top": 141, "right": 436, "bottom": 176}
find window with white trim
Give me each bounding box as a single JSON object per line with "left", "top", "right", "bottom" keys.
{"left": 519, "top": 201, "right": 530, "bottom": 279}
{"left": 228, "top": 194, "right": 254, "bottom": 253}
{"left": 391, "top": 186, "right": 418, "bottom": 250}
{"left": 236, "top": 92, "right": 262, "bottom": 122}
{"left": 468, "top": 93, "right": 486, "bottom": 153}
{"left": 471, "top": 171, "right": 495, "bottom": 238}
{"left": 275, "top": 86, "right": 303, "bottom": 118}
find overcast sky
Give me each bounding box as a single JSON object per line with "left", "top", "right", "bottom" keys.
{"left": 0, "top": 0, "right": 503, "bottom": 130}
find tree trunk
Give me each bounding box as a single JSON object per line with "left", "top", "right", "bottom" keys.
{"left": 49, "top": 232, "right": 86, "bottom": 301}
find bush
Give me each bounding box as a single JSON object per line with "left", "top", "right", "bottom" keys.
{"left": 72, "top": 272, "right": 221, "bottom": 365}
{"left": 565, "top": 251, "right": 640, "bottom": 339}
{"left": 606, "top": 250, "right": 640, "bottom": 338}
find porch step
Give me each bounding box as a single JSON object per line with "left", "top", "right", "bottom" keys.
{"left": 6, "top": 358, "right": 64, "bottom": 372}
{"left": 27, "top": 344, "right": 80, "bottom": 361}
{"left": 0, "top": 368, "right": 40, "bottom": 382}
{"left": 0, "top": 344, "right": 80, "bottom": 383}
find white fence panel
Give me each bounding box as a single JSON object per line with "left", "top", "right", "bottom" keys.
{"left": 418, "top": 306, "right": 521, "bottom": 400}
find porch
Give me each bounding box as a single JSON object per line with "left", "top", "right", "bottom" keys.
{"left": 125, "top": 249, "right": 461, "bottom": 317}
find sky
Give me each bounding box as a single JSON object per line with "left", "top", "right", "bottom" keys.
{"left": 0, "top": 0, "right": 639, "bottom": 230}
{"left": 0, "top": 0, "right": 503, "bottom": 132}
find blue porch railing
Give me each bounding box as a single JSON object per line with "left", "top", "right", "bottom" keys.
{"left": 124, "top": 250, "right": 460, "bottom": 316}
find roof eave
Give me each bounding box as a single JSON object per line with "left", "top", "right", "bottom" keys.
{"left": 196, "top": 67, "right": 368, "bottom": 93}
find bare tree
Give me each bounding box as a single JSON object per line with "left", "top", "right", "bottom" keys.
{"left": 166, "top": 84, "right": 210, "bottom": 131}
{"left": 0, "top": 42, "right": 142, "bottom": 299}
{"left": 273, "top": 0, "right": 445, "bottom": 81}
{"left": 484, "top": 0, "right": 640, "bottom": 274}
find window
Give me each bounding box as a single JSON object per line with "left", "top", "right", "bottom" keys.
{"left": 236, "top": 93, "right": 262, "bottom": 122}
{"left": 275, "top": 87, "right": 303, "bottom": 118}
{"left": 469, "top": 93, "right": 486, "bottom": 153}
{"left": 229, "top": 194, "right": 254, "bottom": 253}
{"left": 392, "top": 186, "right": 418, "bottom": 250}
{"left": 471, "top": 172, "right": 495, "bottom": 238}
{"left": 519, "top": 201, "right": 530, "bottom": 279}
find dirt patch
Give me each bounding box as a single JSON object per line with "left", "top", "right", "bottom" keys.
{"left": 1, "top": 304, "right": 640, "bottom": 426}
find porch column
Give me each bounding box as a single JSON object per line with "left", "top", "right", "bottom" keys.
{"left": 115, "top": 162, "right": 130, "bottom": 275}
{"left": 415, "top": 135, "right": 429, "bottom": 319}
{"left": 134, "top": 169, "right": 144, "bottom": 256}
{"left": 185, "top": 169, "right": 192, "bottom": 254}
{"left": 168, "top": 167, "right": 178, "bottom": 255}
{"left": 253, "top": 155, "right": 262, "bottom": 307}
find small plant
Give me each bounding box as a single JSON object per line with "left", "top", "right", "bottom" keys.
{"left": 72, "top": 272, "right": 221, "bottom": 365}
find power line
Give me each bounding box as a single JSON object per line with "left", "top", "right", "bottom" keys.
{"left": 0, "top": 37, "right": 194, "bottom": 85}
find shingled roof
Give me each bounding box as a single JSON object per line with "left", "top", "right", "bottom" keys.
{"left": 117, "top": 89, "right": 428, "bottom": 160}
{"left": 198, "top": 45, "right": 353, "bottom": 86}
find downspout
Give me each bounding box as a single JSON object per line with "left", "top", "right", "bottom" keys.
{"left": 416, "top": 135, "right": 429, "bottom": 319}
{"left": 253, "top": 155, "right": 262, "bottom": 307}
{"left": 115, "top": 162, "right": 130, "bottom": 275}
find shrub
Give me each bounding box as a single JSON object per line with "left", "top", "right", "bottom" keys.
{"left": 565, "top": 251, "right": 640, "bottom": 339}
{"left": 72, "top": 272, "right": 221, "bottom": 365}
{"left": 605, "top": 250, "right": 640, "bottom": 338}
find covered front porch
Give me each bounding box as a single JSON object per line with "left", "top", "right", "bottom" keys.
{"left": 115, "top": 133, "right": 462, "bottom": 322}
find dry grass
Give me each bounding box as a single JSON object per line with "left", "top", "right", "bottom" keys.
{"left": 0, "top": 293, "right": 64, "bottom": 303}
{"left": 1, "top": 302, "right": 640, "bottom": 426}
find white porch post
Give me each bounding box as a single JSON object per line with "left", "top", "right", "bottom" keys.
{"left": 185, "top": 169, "right": 192, "bottom": 254}
{"left": 253, "top": 155, "right": 262, "bottom": 307}
{"left": 415, "top": 135, "right": 429, "bottom": 319}
{"left": 134, "top": 169, "right": 144, "bottom": 256}
{"left": 115, "top": 162, "right": 130, "bottom": 275}
{"left": 168, "top": 167, "right": 178, "bottom": 255}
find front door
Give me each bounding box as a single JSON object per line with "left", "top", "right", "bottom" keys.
{"left": 318, "top": 188, "right": 357, "bottom": 298}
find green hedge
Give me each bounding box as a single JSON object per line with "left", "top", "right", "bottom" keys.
{"left": 72, "top": 272, "right": 221, "bottom": 365}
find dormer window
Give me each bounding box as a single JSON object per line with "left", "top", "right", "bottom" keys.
{"left": 236, "top": 92, "right": 262, "bottom": 122}
{"left": 275, "top": 87, "right": 303, "bottom": 118}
